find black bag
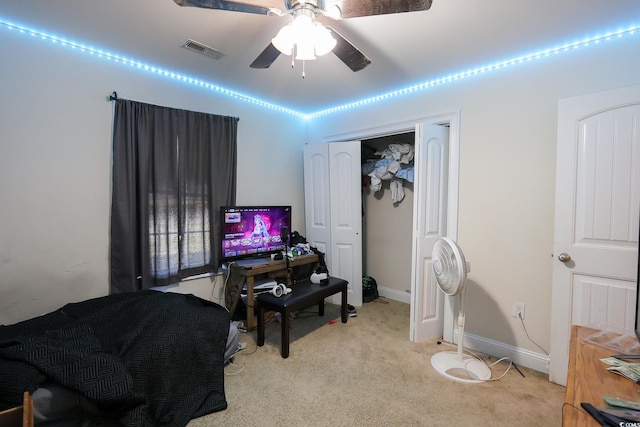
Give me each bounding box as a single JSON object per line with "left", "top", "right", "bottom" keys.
{"left": 362, "top": 276, "right": 379, "bottom": 303}
{"left": 290, "top": 231, "right": 306, "bottom": 245}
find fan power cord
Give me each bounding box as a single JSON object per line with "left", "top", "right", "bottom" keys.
{"left": 436, "top": 312, "right": 548, "bottom": 382}
{"left": 518, "top": 312, "right": 549, "bottom": 356}
{"left": 435, "top": 340, "right": 514, "bottom": 382}
{"left": 484, "top": 357, "right": 514, "bottom": 381}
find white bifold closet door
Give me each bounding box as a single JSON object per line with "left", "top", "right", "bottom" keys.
{"left": 303, "top": 122, "right": 453, "bottom": 344}
{"left": 304, "top": 141, "right": 363, "bottom": 306}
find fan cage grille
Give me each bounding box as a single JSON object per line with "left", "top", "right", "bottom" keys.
{"left": 432, "top": 238, "right": 466, "bottom": 295}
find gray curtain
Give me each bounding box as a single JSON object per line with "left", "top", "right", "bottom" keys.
{"left": 110, "top": 99, "right": 237, "bottom": 293}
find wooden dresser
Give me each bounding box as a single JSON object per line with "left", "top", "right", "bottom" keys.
{"left": 563, "top": 325, "right": 640, "bottom": 426}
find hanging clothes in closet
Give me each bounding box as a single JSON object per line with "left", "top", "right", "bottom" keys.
{"left": 361, "top": 143, "right": 414, "bottom": 203}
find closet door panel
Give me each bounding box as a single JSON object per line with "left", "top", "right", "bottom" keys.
{"left": 329, "top": 141, "right": 363, "bottom": 305}
{"left": 303, "top": 144, "right": 331, "bottom": 261}
{"left": 411, "top": 123, "right": 449, "bottom": 342}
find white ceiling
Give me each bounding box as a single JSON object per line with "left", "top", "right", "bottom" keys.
{"left": 1, "top": 1, "right": 639, "bottom": 113}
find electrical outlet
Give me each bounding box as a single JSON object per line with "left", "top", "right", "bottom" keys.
{"left": 512, "top": 302, "right": 525, "bottom": 319}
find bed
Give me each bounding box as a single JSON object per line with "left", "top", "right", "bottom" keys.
{"left": 0, "top": 290, "right": 231, "bottom": 426}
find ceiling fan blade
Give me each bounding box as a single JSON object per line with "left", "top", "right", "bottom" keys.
{"left": 327, "top": 27, "right": 371, "bottom": 72}
{"left": 332, "top": 0, "right": 432, "bottom": 19}
{"left": 250, "top": 43, "right": 281, "bottom": 69}
{"left": 173, "top": 0, "right": 280, "bottom": 16}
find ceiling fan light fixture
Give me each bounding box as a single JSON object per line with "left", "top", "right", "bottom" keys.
{"left": 272, "top": 23, "right": 295, "bottom": 55}
{"left": 312, "top": 22, "right": 336, "bottom": 56}
{"left": 295, "top": 39, "right": 316, "bottom": 60}
{"left": 272, "top": 13, "right": 336, "bottom": 59}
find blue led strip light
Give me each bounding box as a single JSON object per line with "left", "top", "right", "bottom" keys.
{"left": 305, "top": 24, "right": 640, "bottom": 119}
{"left": 0, "top": 19, "right": 304, "bottom": 119}
{"left": 1, "top": 18, "right": 638, "bottom": 120}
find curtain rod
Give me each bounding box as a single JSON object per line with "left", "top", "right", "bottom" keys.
{"left": 106, "top": 91, "right": 239, "bottom": 121}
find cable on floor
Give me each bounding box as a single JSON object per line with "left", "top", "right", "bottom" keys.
{"left": 483, "top": 357, "right": 514, "bottom": 381}
{"left": 435, "top": 340, "right": 514, "bottom": 381}
{"left": 219, "top": 262, "right": 235, "bottom": 308}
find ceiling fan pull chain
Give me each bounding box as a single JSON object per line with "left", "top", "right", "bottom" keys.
{"left": 302, "top": 60, "right": 306, "bottom": 78}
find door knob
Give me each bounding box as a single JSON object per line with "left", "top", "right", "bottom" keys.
{"left": 558, "top": 253, "right": 571, "bottom": 263}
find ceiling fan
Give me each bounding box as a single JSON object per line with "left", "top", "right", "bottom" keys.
{"left": 173, "top": 0, "right": 433, "bottom": 72}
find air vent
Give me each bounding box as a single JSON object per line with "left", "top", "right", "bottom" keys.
{"left": 181, "top": 39, "right": 225, "bottom": 60}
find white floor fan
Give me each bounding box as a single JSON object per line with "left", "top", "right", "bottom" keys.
{"left": 430, "top": 237, "right": 491, "bottom": 384}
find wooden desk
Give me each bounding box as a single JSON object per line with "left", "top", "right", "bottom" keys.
{"left": 227, "top": 253, "right": 319, "bottom": 330}
{"left": 563, "top": 325, "right": 640, "bottom": 426}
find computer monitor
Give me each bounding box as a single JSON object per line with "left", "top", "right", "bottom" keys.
{"left": 220, "top": 206, "right": 291, "bottom": 264}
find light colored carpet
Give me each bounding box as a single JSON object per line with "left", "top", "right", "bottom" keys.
{"left": 188, "top": 298, "right": 565, "bottom": 426}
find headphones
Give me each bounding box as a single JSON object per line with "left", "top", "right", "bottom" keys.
{"left": 270, "top": 283, "right": 292, "bottom": 297}
{"left": 310, "top": 266, "right": 329, "bottom": 284}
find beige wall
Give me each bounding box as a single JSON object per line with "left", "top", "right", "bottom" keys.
{"left": 0, "top": 28, "right": 307, "bottom": 324}
{"left": 363, "top": 183, "right": 414, "bottom": 300}
{"left": 306, "top": 36, "right": 640, "bottom": 357}
{"left": 362, "top": 137, "right": 415, "bottom": 302}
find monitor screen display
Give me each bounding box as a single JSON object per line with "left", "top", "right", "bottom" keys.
{"left": 220, "top": 206, "right": 291, "bottom": 263}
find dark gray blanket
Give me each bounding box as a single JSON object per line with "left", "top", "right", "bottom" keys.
{"left": 0, "top": 291, "right": 229, "bottom": 426}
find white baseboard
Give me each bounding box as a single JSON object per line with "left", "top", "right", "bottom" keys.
{"left": 377, "top": 286, "right": 411, "bottom": 304}
{"left": 376, "top": 286, "right": 550, "bottom": 375}
{"left": 453, "top": 330, "right": 551, "bottom": 374}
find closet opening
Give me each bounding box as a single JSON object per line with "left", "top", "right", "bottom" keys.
{"left": 361, "top": 131, "right": 415, "bottom": 304}
{"left": 309, "top": 116, "right": 457, "bottom": 341}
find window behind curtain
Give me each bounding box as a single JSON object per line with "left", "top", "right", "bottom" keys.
{"left": 110, "top": 99, "right": 237, "bottom": 293}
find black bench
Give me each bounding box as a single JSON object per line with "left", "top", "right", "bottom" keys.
{"left": 256, "top": 277, "right": 349, "bottom": 358}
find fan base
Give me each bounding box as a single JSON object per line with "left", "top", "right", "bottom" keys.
{"left": 431, "top": 351, "right": 491, "bottom": 384}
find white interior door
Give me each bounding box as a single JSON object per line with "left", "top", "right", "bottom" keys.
{"left": 303, "top": 141, "right": 363, "bottom": 305}
{"left": 410, "top": 123, "right": 450, "bottom": 342}
{"left": 549, "top": 85, "right": 640, "bottom": 385}
{"left": 328, "top": 141, "right": 363, "bottom": 305}
{"left": 303, "top": 143, "right": 331, "bottom": 257}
